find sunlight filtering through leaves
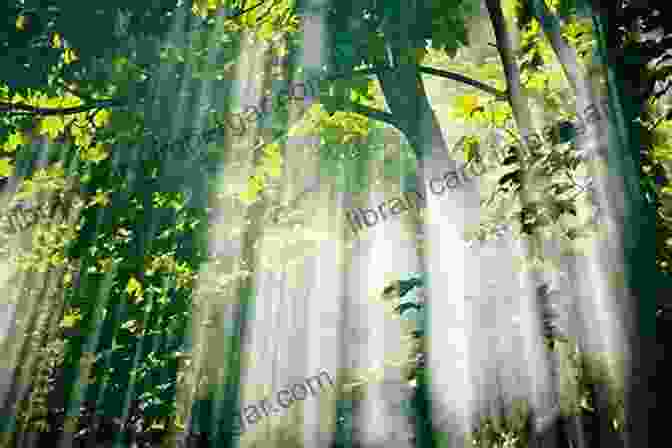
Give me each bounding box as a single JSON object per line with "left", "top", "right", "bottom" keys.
{"left": 0, "top": 0, "right": 662, "bottom": 446}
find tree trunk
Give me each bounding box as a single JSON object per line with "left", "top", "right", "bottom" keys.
{"left": 375, "top": 53, "right": 475, "bottom": 447}
{"left": 588, "top": 6, "right": 656, "bottom": 448}
{"left": 374, "top": 38, "right": 518, "bottom": 444}
{"left": 528, "top": 2, "right": 655, "bottom": 446}
{"left": 485, "top": 0, "right": 576, "bottom": 446}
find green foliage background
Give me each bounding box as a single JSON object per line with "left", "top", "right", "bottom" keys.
{"left": 0, "top": 0, "right": 668, "bottom": 447}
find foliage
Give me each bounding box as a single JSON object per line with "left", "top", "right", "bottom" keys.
{"left": 0, "top": 0, "right": 668, "bottom": 446}
{"left": 468, "top": 399, "right": 531, "bottom": 448}
{"left": 0, "top": 1, "right": 299, "bottom": 444}
{"left": 381, "top": 274, "right": 625, "bottom": 447}
{"left": 318, "top": 0, "right": 480, "bottom": 74}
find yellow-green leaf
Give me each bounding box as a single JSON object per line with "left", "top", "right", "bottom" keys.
{"left": 191, "top": 0, "right": 221, "bottom": 18}
{"left": 4, "top": 131, "right": 26, "bottom": 152}
{"left": 51, "top": 33, "right": 62, "bottom": 49}
{"left": 453, "top": 95, "right": 481, "bottom": 119}
{"left": 88, "top": 189, "right": 111, "bottom": 207}
{"left": 259, "top": 21, "right": 275, "bottom": 40}
{"left": 239, "top": 176, "right": 264, "bottom": 204}
{"left": 15, "top": 15, "right": 26, "bottom": 31}
{"left": 0, "top": 158, "right": 14, "bottom": 177}
{"left": 74, "top": 132, "right": 93, "bottom": 149}
{"left": 60, "top": 310, "right": 81, "bottom": 328}
{"left": 81, "top": 143, "right": 109, "bottom": 164}
{"left": 126, "top": 276, "right": 143, "bottom": 299}
{"left": 94, "top": 109, "right": 111, "bottom": 128}
{"left": 63, "top": 272, "right": 73, "bottom": 287}
{"left": 39, "top": 115, "right": 66, "bottom": 139}
{"left": 63, "top": 47, "right": 79, "bottom": 65}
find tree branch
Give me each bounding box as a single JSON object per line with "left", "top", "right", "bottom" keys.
{"left": 418, "top": 66, "right": 508, "bottom": 100}
{"left": 322, "top": 63, "right": 507, "bottom": 104}
{"left": 318, "top": 64, "right": 508, "bottom": 103}
{"left": 0, "top": 98, "right": 126, "bottom": 117}
{"left": 222, "top": 0, "right": 269, "bottom": 21}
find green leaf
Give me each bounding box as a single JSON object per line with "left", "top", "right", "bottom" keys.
{"left": 396, "top": 302, "right": 423, "bottom": 315}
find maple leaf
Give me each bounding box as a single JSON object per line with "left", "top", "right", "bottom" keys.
{"left": 39, "top": 116, "right": 66, "bottom": 139}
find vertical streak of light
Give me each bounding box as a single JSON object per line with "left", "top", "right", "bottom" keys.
{"left": 359, "top": 218, "right": 401, "bottom": 446}
{"left": 5, "top": 90, "right": 84, "bottom": 428}
{"left": 235, "top": 1, "right": 336, "bottom": 446}
{"left": 513, "top": 238, "right": 556, "bottom": 426}
{"left": 222, "top": 23, "right": 277, "bottom": 448}
{"left": 309, "top": 238, "right": 346, "bottom": 448}
{"left": 182, "top": 9, "right": 269, "bottom": 447}
{"left": 529, "top": 5, "right": 631, "bottom": 440}
{"left": 0, "top": 134, "right": 85, "bottom": 442}
{"left": 169, "top": 9, "right": 241, "bottom": 444}
{"left": 425, "top": 191, "right": 473, "bottom": 445}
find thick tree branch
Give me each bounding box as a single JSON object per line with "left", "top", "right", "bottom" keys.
{"left": 418, "top": 65, "right": 508, "bottom": 100}
{"left": 321, "top": 65, "right": 508, "bottom": 101}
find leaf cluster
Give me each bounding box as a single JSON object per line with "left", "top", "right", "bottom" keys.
{"left": 318, "top": 0, "right": 479, "bottom": 77}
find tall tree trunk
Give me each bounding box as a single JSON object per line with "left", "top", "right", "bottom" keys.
{"left": 485, "top": 0, "right": 572, "bottom": 446}
{"left": 525, "top": 1, "right": 624, "bottom": 446}
{"left": 374, "top": 37, "right": 530, "bottom": 445}
{"left": 529, "top": 1, "right": 655, "bottom": 447}
{"left": 376, "top": 54, "right": 473, "bottom": 448}
{"left": 586, "top": 4, "right": 657, "bottom": 448}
